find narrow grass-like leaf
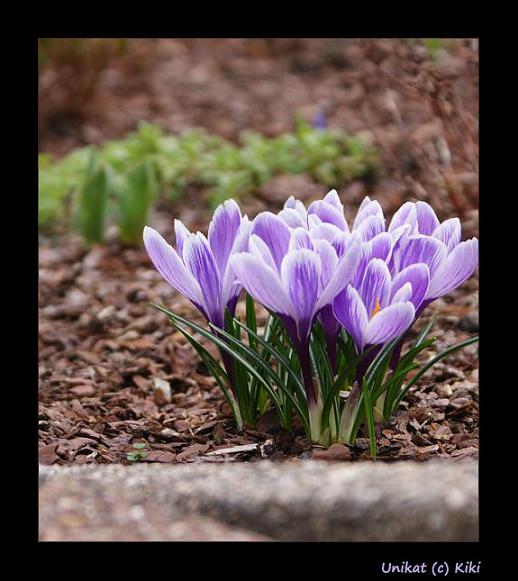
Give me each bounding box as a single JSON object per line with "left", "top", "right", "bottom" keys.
{"left": 361, "top": 378, "right": 377, "bottom": 460}
{"left": 75, "top": 154, "right": 110, "bottom": 244}
{"left": 119, "top": 160, "right": 158, "bottom": 246}
{"left": 209, "top": 321, "right": 310, "bottom": 430}
{"left": 393, "top": 336, "right": 479, "bottom": 410}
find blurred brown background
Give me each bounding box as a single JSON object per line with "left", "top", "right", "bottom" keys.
{"left": 39, "top": 38, "right": 478, "bottom": 226}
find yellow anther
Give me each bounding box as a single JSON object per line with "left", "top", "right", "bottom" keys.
{"left": 371, "top": 297, "right": 381, "bottom": 318}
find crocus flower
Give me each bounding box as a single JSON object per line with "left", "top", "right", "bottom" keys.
{"left": 388, "top": 201, "right": 479, "bottom": 308}
{"left": 383, "top": 200, "right": 479, "bottom": 370}
{"left": 230, "top": 220, "right": 362, "bottom": 409}
{"left": 333, "top": 258, "right": 430, "bottom": 355}
{"left": 277, "top": 191, "right": 407, "bottom": 371}
{"left": 276, "top": 190, "right": 350, "bottom": 369}
{"left": 143, "top": 199, "right": 251, "bottom": 329}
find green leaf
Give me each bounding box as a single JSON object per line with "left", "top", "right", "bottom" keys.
{"left": 209, "top": 320, "right": 309, "bottom": 430}
{"left": 394, "top": 336, "right": 479, "bottom": 409}
{"left": 132, "top": 443, "right": 146, "bottom": 449}
{"left": 74, "top": 154, "right": 111, "bottom": 244}
{"left": 153, "top": 303, "right": 303, "bottom": 431}
{"left": 119, "top": 160, "right": 158, "bottom": 246}
{"left": 245, "top": 294, "right": 258, "bottom": 350}
{"left": 361, "top": 378, "right": 377, "bottom": 460}
{"left": 233, "top": 318, "right": 306, "bottom": 401}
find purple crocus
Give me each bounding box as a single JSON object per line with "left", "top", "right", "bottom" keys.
{"left": 388, "top": 201, "right": 479, "bottom": 307}
{"left": 333, "top": 258, "right": 430, "bottom": 355}
{"left": 230, "top": 219, "right": 362, "bottom": 409}
{"left": 277, "top": 190, "right": 352, "bottom": 369}
{"left": 384, "top": 201, "right": 479, "bottom": 369}
{"left": 143, "top": 199, "right": 251, "bottom": 329}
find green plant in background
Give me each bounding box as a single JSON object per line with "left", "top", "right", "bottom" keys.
{"left": 423, "top": 38, "right": 442, "bottom": 61}
{"left": 126, "top": 442, "right": 148, "bottom": 462}
{"left": 118, "top": 160, "right": 158, "bottom": 246}
{"left": 74, "top": 153, "right": 111, "bottom": 245}
{"left": 39, "top": 121, "right": 378, "bottom": 244}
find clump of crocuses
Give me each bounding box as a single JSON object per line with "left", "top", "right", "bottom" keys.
{"left": 144, "top": 191, "right": 478, "bottom": 457}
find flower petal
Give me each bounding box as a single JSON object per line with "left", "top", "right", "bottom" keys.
{"left": 281, "top": 249, "right": 321, "bottom": 338}
{"left": 289, "top": 227, "right": 315, "bottom": 251}
{"left": 359, "top": 258, "right": 392, "bottom": 313}
{"left": 183, "top": 233, "right": 223, "bottom": 325}
{"left": 230, "top": 253, "right": 293, "bottom": 318}
{"left": 322, "top": 189, "right": 343, "bottom": 210}
{"left": 416, "top": 201, "right": 440, "bottom": 235}
{"left": 396, "top": 235, "right": 448, "bottom": 277}
{"left": 369, "top": 232, "right": 393, "bottom": 262}
{"left": 284, "top": 195, "right": 307, "bottom": 218}
{"left": 390, "top": 263, "right": 430, "bottom": 310}
{"left": 333, "top": 285, "right": 368, "bottom": 352}
{"left": 220, "top": 217, "right": 252, "bottom": 307}
{"left": 389, "top": 201, "right": 417, "bottom": 234}
{"left": 309, "top": 222, "right": 344, "bottom": 242}
{"left": 330, "top": 232, "right": 348, "bottom": 257}
{"left": 308, "top": 200, "right": 348, "bottom": 231}
{"left": 208, "top": 199, "right": 242, "bottom": 275}
{"left": 252, "top": 212, "right": 291, "bottom": 271}
{"left": 174, "top": 219, "right": 190, "bottom": 257}
{"left": 358, "top": 196, "right": 372, "bottom": 212}
{"left": 365, "top": 302, "right": 415, "bottom": 346}
{"left": 354, "top": 214, "right": 386, "bottom": 241}
{"left": 315, "top": 235, "right": 363, "bottom": 310}
{"left": 278, "top": 208, "right": 307, "bottom": 229}
{"left": 143, "top": 226, "right": 203, "bottom": 308}
{"left": 249, "top": 234, "right": 276, "bottom": 270}
{"left": 314, "top": 238, "right": 338, "bottom": 289}
{"left": 432, "top": 218, "right": 461, "bottom": 253}
{"left": 427, "top": 238, "right": 479, "bottom": 299}
{"left": 353, "top": 199, "right": 384, "bottom": 230}
{"left": 392, "top": 282, "right": 413, "bottom": 303}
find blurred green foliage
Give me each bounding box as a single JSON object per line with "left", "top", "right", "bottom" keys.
{"left": 74, "top": 153, "right": 111, "bottom": 244}
{"left": 39, "top": 121, "right": 378, "bottom": 245}
{"left": 118, "top": 160, "right": 158, "bottom": 245}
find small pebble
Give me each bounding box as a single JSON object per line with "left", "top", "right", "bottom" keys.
{"left": 312, "top": 444, "right": 352, "bottom": 462}
{"left": 458, "top": 314, "right": 479, "bottom": 332}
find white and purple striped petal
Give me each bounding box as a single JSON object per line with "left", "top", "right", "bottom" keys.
{"left": 359, "top": 258, "right": 392, "bottom": 314}
{"left": 308, "top": 200, "right": 348, "bottom": 231}
{"left": 415, "top": 201, "right": 440, "bottom": 235}
{"left": 333, "top": 285, "right": 368, "bottom": 352}
{"left": 230, "top": 253, "right": 294, "bottom": 318}
{"left": 354, "top": 214, "right": 386, "bottom": 242}
{"left": 389, "top": 201, "right": 418, "bottom": 235}
{"left": 390, "top": 263, "right": 430, "bottom": 310}
{"left": 252, "top": 212, "right": 291, "bottom": 271}
{"left": 353, "top": 199, "right": 384, "bottom": 230}
{"left": 427, "top": 238, "right": 479, "bottom": 299}
{"left": 432, "top": 218, "right": 461, "bottom": 253}
{"left": 396, "top": 235, "right": 448, "bottom": 277}
{"left": 364, "top": 301, "right": 415, "bottom": 347}
{"left": 143, "top": 226, "right": 204, "bottom": 312}
{"left": 289, "top": 227, "right": 315, "bottom": 252}
{"left": 183, "top": 233, "right": 223, "bottom": 326}
{"left": 208, "top": 199, "right": 242, "bottom": 275}
{"left": 281, "top": 249, "right": 322, "bottom": 339}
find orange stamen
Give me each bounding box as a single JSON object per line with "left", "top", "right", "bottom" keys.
{"left": 371, "top": 297, "right": 381, "bottom": 318}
